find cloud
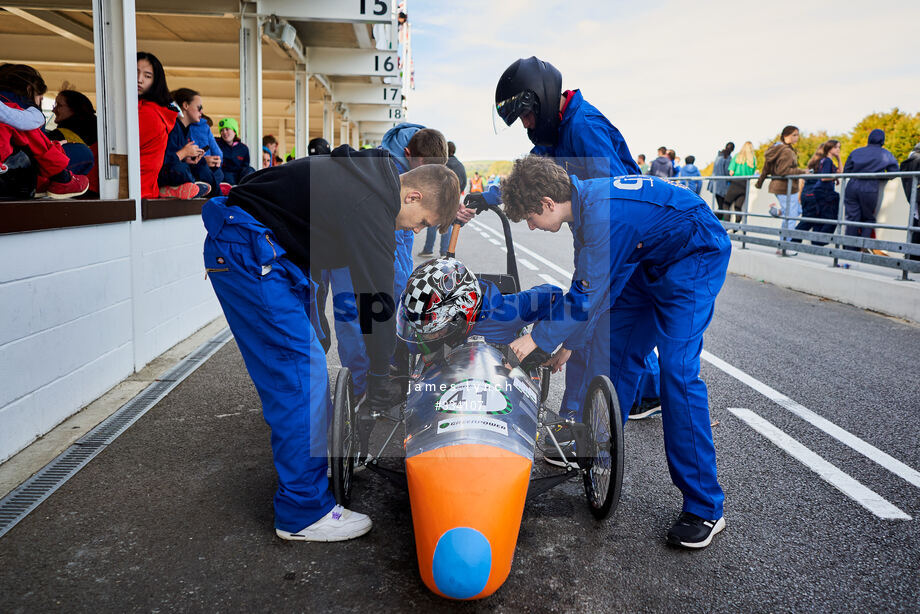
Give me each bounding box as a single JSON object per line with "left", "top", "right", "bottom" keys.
{"left": 409, "top": 0, "right": 920, "bottom": 163}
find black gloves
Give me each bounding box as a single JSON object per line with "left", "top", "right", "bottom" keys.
{"left": 519, "top": 347, "right": 552, "bottom": 373}
{"left": 463, "top": 192, "right": 493, "bottom": 214}
{"left": 366, "top": 372, "right": 404, "bottom": 412}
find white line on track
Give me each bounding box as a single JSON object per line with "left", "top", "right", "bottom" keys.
{"left": 538, "top": 273, "right": 563, "bottom": 287}
{"left": 728, "top": 408, "right": 911, "bottom": 520}
{"left": 488, "top": 238, "right": 501, "bottom": 246}
{"left": 469, "top": 219, "right": 572, "bottom": 280}
{"left": 472, "top": 216, "right": 920, "bottom": 495}
{"left": 518, "top": 258, "right": 538, "bottom": 271}
{"left": 705, "top": 352, "right": 920, "bottom": 491}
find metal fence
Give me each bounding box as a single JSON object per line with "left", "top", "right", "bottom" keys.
{"left": 670, "top": 171, "right": 920, "bottom": 279}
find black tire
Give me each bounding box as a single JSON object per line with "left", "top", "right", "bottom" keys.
{"left": 330, "top": 368, "right": 357, "bottom": 507}
{"left": 581, "top": 375, "right": 624, "bottom": 520}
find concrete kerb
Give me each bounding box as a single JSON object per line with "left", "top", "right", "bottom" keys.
{"left": 0, "top": 316, "right": 229, "bottom": 499}
{"left": 728, "top": 248, "right": 920, "bottom": 324}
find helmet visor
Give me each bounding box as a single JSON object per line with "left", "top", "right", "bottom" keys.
{"left": 492, "top": 90, "right": 536, "bottom": 134}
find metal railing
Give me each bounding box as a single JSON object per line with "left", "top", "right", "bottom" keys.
{"left": 670, "top": 171, "right": 920, "bottom": 279}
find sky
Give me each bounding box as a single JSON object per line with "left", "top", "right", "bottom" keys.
{"left": 405, "top": 0, "right": 920, "bottom": 166}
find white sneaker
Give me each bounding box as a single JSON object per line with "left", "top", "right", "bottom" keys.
{"left": 275, "top": 505, "right": 372, "bottom": 542}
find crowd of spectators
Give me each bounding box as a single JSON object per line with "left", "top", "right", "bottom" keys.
{"left": 0, "top": 52, "right": 265, "bottom": 201}
{"left": 635, "top": 127, "right": 917, "bottom": 256}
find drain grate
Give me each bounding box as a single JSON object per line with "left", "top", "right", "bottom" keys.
{"left": 0, "top": 327, "right": 233, "bottom": 539}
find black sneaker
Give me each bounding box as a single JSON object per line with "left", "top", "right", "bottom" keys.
{"left": 666, "top": 512, "right": 725, "bottom": 549}
{"left": 417, "top": 250, "right": 434, "bottom": 257}
{"left": 629, "top": 397, "right": 662, "bottom": 420}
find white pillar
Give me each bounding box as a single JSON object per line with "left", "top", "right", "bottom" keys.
{"left": 92, "top": 0, "right": 139, "bottom": 201}
{"left": 93, "top": 0, "right": 147, "bottom": 370}
{"left": 294, "top": 65, "right": 309, "bottom": 159}
{"left": 340, "top": 120, "right": 348, "bottom": 148}
{"left": 239, "top": 3, "right": 262, "bottom": 148}
{"left": 323, "top": 96, "right": 332, "bottom": 144}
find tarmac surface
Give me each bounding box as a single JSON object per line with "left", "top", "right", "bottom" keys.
{"left": 1, "top": 213, "right": 919, "bottom": 613}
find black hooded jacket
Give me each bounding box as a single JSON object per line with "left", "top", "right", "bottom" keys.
{"left": 227, "top": 145, "right": 401, "bottom": 372}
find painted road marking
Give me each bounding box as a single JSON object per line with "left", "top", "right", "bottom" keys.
{"left": 471, "top": 215, "right": 920, "bottom": 493}
{"left": 706, "top": 352, "right": 920, "bottom": 491}
{"left": 519, "top": 258, "right": 538, "bottom": 271}
{"left": 539, "top": 273, "right": 563, "bottom": 287}
{"left": 488, "top": 238, "right": 501, "bottom": 246}
{"left": 728, "top": 408, "right": 911, "bottom": 520}
{"left": 470, "top": 219, "right": 572, "bottom": 280}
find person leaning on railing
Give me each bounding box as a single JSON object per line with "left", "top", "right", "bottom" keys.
{"left": 899, "top": 142, "right": 920, "bottom": 261}
{"left": 793, "top": 140, "right": 841, "bottom": 246}
{"left": 755, "top": 125, "right": 807, "bottom": 253}
{"left": 842, "top": 129, "right": 898, "bottom": 248}
{"left": 723, "top": 141, "right": 757, "bottom": 225}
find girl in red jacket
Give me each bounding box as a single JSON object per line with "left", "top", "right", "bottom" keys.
{"left": 137, "top": 52, "right": 193, "bottom": 199}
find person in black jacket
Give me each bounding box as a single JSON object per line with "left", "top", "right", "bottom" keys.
{"left": 900, "top": 143, "right": 920, "bottom": 261}
{"left": 201, "top": 145, "right": 460, "bottom": 542}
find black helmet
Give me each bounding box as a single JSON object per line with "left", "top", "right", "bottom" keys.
{"left": 308, "top": 137, "right": 330, "bottom": 156}
{"left": 494, "top": 57, "right": 563, "bottom": 147}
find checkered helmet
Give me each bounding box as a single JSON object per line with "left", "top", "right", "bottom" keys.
{"left": 397, "top": 257, "right": 482, "bottom": 351}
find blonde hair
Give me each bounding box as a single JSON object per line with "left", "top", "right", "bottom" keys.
{"left": 735, "top": 141, "right": 755, "bottom": 167}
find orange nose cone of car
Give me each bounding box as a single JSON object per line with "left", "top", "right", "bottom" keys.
{"left": 406, "top": 443, "right": 532, "bottom": 600}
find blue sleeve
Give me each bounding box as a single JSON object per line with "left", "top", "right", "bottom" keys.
{"left": 569, "top": 123, "right": 639, "bottom": 179}
{"left": 531, "top": 207, "right": 638, "bottom": 352}
{"left": 471, "top": 282, "right": 563, "bottom": 345}
{"left": 209, "top": 131, "right": 223, "bottom": 161}
{"left": 393, "top": 229, "right": 414, "bottom": 299}
{"left": 482, "top": 185, "right": 502, "bottom": 205}
{"left": 161, "top": 123, "right": 184, "bottom": 170}
{"left": 885, "top": 152, "right": 899, "bottom": 173}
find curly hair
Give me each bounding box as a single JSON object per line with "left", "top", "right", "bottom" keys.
{"left": 500, "top": 155, "right": 571, "bottom": 222}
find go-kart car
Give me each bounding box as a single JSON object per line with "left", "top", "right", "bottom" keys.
{"left": 327, "top": 208, "right": 624, "bottom": 601}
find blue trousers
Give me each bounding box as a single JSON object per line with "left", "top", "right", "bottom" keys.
{"left": 844, "top": 181, "right": 880, "bottom": 240}
{"left": 321, "top": 267, "right": 371, "bottom": 397}
{"left": 559, "top": 348, "right": 661, "bottom": 420}
{"left": 422, "top": 225, "right": 451, "bottom": 255}
{"left": 202, "top": 198, "right": 335, "bottom": 532}
{"left": 587, "top": 228, "right": 731, "bottom": 520}
{"left": 61, "top": 142, "right": 94, "bottom": 176}
{"left": 223, "top": 166, "right": 254, "bottom": 185}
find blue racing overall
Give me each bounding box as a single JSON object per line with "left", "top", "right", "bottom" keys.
{"left": 486, "top": 90, "right": 661, "bottom": 419}
{"left": 202, "top": 197, "right": 335, "bottom": 533}
{"left": 531, "top": 176, "right": 731, "bottom": 520}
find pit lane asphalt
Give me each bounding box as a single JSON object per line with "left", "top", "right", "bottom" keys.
{"left": 1, "top": 217, "right": 918, "bottom": 613}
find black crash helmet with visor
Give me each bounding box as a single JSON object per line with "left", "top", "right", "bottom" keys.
{"left": 494, "top": 56, "right": 563, "bottom": 148}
